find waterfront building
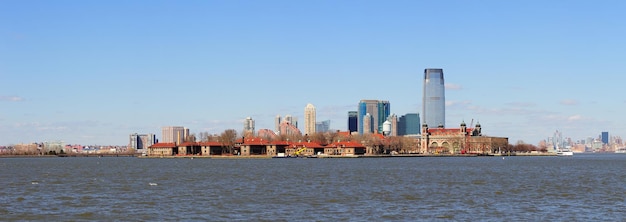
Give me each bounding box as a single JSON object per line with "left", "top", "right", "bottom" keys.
{"left": 147, "top": 141, "right": 229, "bottom": 156}
{"left": 129, "top": 133, "right": 156, "bottom": 152}
{"left": 14, "top": 143, "right": 40, "bottom": 154}
{"left": 162, "top": 126, "right": 186, "bottom": 145}
{"left": 316, "top": 120, "right": 331, "bottom": 133}
{"left": 243, "top": 117, "right": 255, "bottom": 136}
{"left": 44, "top": 141, "right": 65, "bottom": 154}
{"left": 419, "top": 121, "right": 508, "bottom": 154}
{"left": 348, "top": 111, "right": 358, "bottom": 133}
{"left": 304, "top": 103, "right": 316, "bottom": 135}
{"left": 423, "top": 68, "right": 445, "bottom": 128}
{"left": 398, "top": 113, "right": 421, "bottom": 136}
{"left": 358, "top": 100, "right": 390, "bottom": 134}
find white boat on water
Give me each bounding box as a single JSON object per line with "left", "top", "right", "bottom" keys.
{"left": 556, "top": 150, "right": 574, "bottom": 156}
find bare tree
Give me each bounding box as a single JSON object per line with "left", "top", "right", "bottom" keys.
{"left": 185, "top": 133, "right": 197, "bottom": 142}
{"left": 323, "top": 131, "right": 339, "bottom": 145}
{"left": 219, "top": 129, "right": 238, "bottom": 154}
{"left": 309, "top": 132, "right": 326, "bottom": 144}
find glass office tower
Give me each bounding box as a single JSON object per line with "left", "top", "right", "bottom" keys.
{"left": 358, "top": 100, "right": 390, "bottom": 134}
{"left": 348, "top": 111, "right": 358, "bottom": 133}
{"left": 422, "top": 68, "right": 445, "bottom": 127}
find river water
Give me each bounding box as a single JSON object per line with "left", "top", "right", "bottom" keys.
{"left": 1, "top": 154, "right": 625, "bottom": 221}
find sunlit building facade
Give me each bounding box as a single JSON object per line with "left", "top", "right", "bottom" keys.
{"left": 162, "top": 126, "right": 186, "bottom": 145}
{"left": 304, "top": 103, "right": 316, "bottom": 135}
{"left": 243, "top": 117, "right": 255, "bottom": 136}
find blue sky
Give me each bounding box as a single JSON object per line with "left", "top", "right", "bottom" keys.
{"left": 1, "top": 0, "right": 625, "bottom": 145}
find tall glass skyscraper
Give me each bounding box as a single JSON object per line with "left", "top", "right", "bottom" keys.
{"left": 423, "top": 68, "right": 445, "bottom": 127}
{"left": 348, "top": 111, "right": 358, "bottom": 133}
{"left": 398, "top": 113, "right": 420, "bottom": 135}
{"left": 601, "top": 131, "right": 609, "bottom": 145}
{"left": 358, "top": 100, "right": 390, "bottom": 134}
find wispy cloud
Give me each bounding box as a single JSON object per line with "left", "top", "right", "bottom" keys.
{"left": 560, "top": 99, "right": 578, "bottom": 106}
{"left": 0, "top": 96, "right": 24, "bottom": 102}
{"left": 446, "top": 100, "right": 472, "bottom": 107}
{"left": 505, "top": 102, "right": 537, "bottom": 107}
{"left": 567, "top": 115, "right": 583, "bottom": 121}
{"left": 445, "top": 83, "right": 463, "bottom": 90}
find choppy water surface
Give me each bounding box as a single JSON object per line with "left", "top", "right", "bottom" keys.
{"left": 1, "top": 154, "right": 626, "bottom": 221}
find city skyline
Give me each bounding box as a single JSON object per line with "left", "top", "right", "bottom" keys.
{"left": 2, "top": 1, "right": 626, "bottom": 145}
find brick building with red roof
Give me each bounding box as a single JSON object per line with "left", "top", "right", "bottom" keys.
{"left": 420, "top": 121, "right": 508, "bottom": 154}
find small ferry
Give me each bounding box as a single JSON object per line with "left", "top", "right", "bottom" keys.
{"left": 556, "top": 150, "right": 574, "bottom": 156}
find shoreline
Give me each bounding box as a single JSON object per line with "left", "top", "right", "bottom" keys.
{"left": 0, "top": 153, "right": 567, "bottom": 158}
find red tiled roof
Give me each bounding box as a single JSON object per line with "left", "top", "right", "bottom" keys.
{"left": 290, "top": 141, "right": 324, "bottom": 148}
{"left": 326, "top": 141, "right": 365, "bottom": 148}
{"left": 149, "top": 143, "right": 177, "bottom": 148}
{"left": 241, "top": 138, "right": 271, "bottom": 145}
{"left": 172, "top": 141, "right": 229, "bottom": 147}
{"left": 198, "top": 141, "right": 226, "bottom": 147}
{"left": 178, "top": 141, "right": 197, "bottom": 147}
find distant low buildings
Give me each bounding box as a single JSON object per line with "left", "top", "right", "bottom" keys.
{"left": 129, "top": 133, "right": 156, "bottom": 153}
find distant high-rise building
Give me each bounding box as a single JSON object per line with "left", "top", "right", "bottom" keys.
{"left": 348, "top": 111, "right": 358, "bottom": 133}
{"left": 602, "top": 131, "right": 609, "bottom": 145}
{"left": 243, "top": 117, "right": 255, "bottom": 136}
{"left": 279, "top": 121, "right": 302, "bottom": 136}
{"left": 129, "top": 133, "right": 156, "bottom": 151}
{"left": 362, "top": 113, "right": 373, "bottom": 134}
{"left": 304, "top": 103, "right": 316, "bottom": 135}
{"left": 398, "top": 113, "right": 421, "bottom": 136}
{"left": 162, "top": 126, "right": 186, "bottom": 145}
{"left": 423, "top": 68, "right": 445, "bottom": 127}
{"left": 316, "top": 120, "right": 331, "bottom": 133}
{"left": 275, "top": 115, "right": 281, "bottom": 133}
{"left": 358, "top": 100, "right": 390, "bottom": 134}
{"left": 284, "top": 115, "right": 298, "bottom": 129}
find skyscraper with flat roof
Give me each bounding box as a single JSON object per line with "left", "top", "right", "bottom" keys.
{"left": 316, "top": 120, "right": 331, "bottom": 133}
{"left": 358, "top": 100, "right": 390, "bottom": 134}
{"left": 348, "top": 111, "right": 358, "bottom": 133}
{"left": 275, "top": 115, "right": 281, "bottom": 133}
{"left": 601, "top": 131, "right": 609, "bottom": 145}
{"left": 162, "top": 126, "right": 186, "bottom": 145}
{"left": 398, "top": 113, "right": 421, "bottom": 136}
{"left": 243, "top": 117, "right": 255, "bottom": 136}
{"left": 304, "top": 103, "right": 316, "bottom": 135}
{"left": 423, "top": 68, "right": 445, "bottom": 127}
{"left": 129, "top": 133, "right": 156, "bottom": 151}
